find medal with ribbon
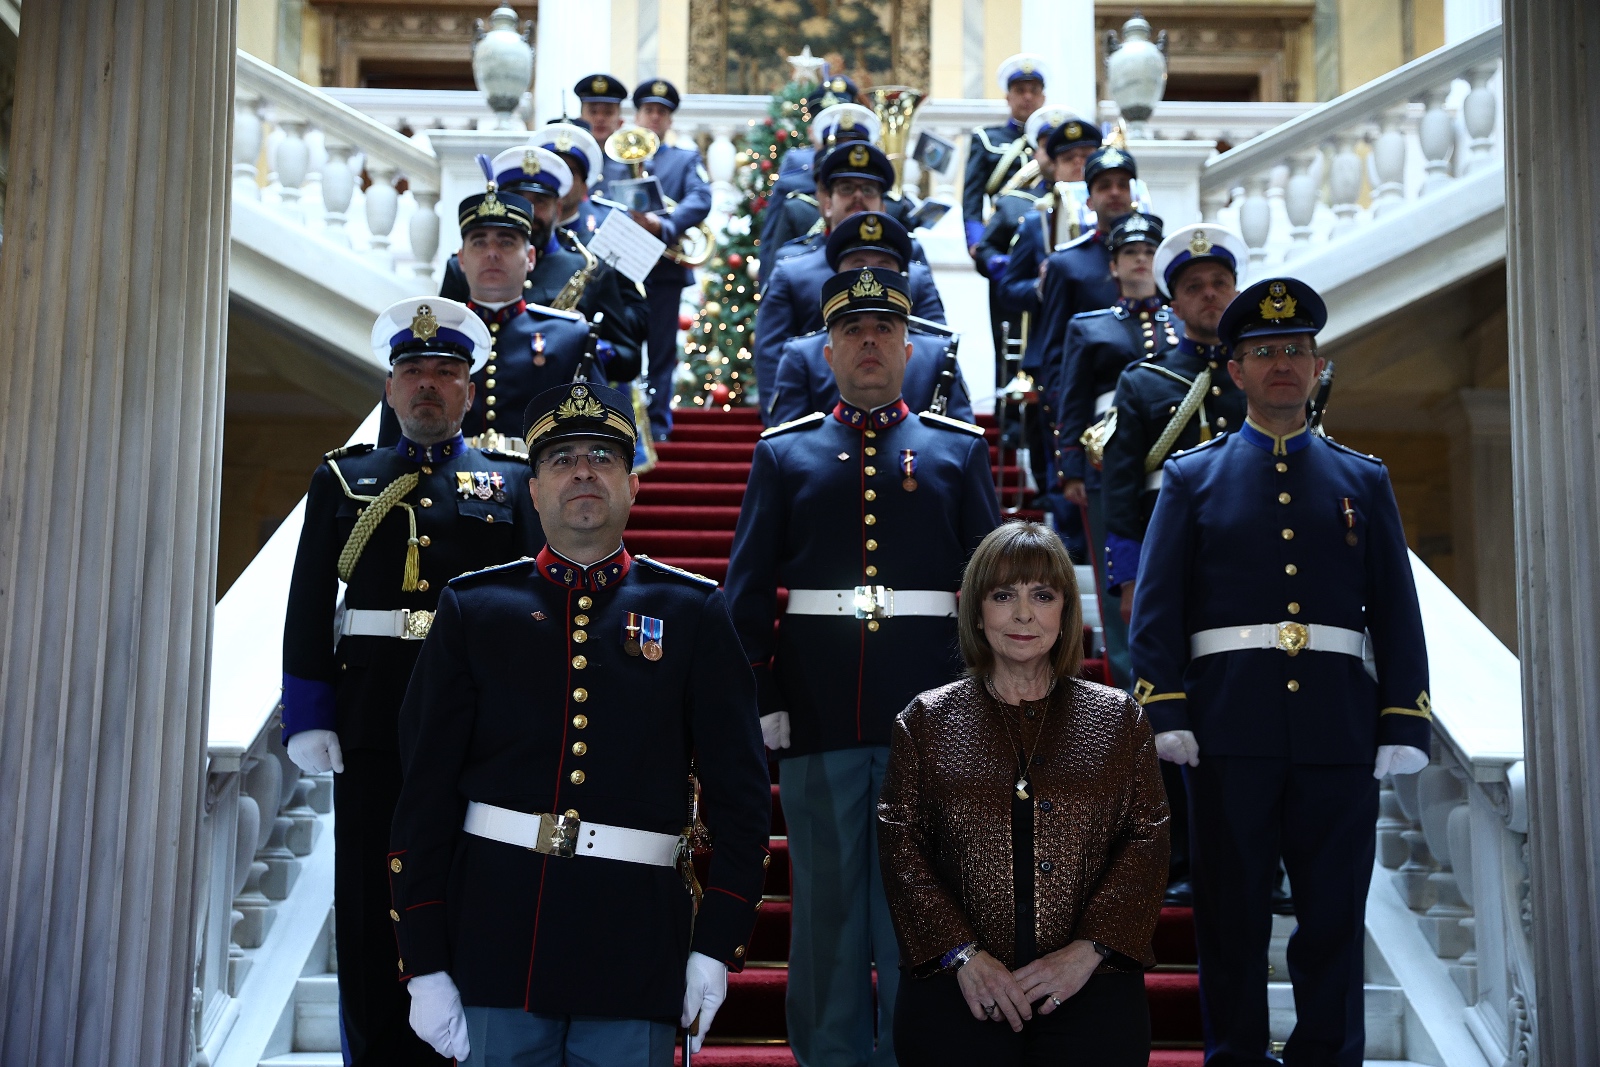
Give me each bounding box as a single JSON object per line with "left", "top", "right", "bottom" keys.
{"left": 490, "top": 471, "right": 506, "bottom": 502}
{"left": 533, "top": 331, "right": 547, "bottom": 367}
{"left": 640, "top": 615, "right": 665, "bottom": 661}
{"left": 623, "top": 612, "right": 643, "bottom": 656}
{"left": 473, "top": 471, "right": 493, "bottom": 500}
{"left": 456, "top": 471, "right": 475, "bottom": 497}
{"left": 900, "top": 449, "right": 918, "bottom": 492}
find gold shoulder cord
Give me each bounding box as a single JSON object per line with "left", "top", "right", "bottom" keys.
{"left": 328, "top": 459, "right": 423, "bottom": 592}
{"left": 1145, "top": 369, "right": 1213, "bottom": 473}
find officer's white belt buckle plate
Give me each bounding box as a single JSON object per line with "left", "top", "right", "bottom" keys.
{"left": 785, "top": 588, "right": 958, "bottom": 620}
{"left": 1188, "top": 622, "right": 1367, "bottom": 660}
{"left": 342, "top": 607, "right": 435, "bottom": 640}
{"left": 463, "top": 801, "right": 682, "bottom": 866}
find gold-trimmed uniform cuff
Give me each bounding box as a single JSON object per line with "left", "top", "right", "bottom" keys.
{"left": 1380, "top": 690, "right": 1432, "bottom": 719}
{"left": 1133, "top": 678, "right": 1186, "bottom": 705}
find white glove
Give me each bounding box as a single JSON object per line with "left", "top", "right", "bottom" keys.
{"left": 1374, "top": 744, "right": 1429, "bottom": 780}
{"left": 681, "top": 950, "right": 729, "bottom": 1053}
{"left": 1154, "top": 730, "right": 1200, "bottom": 767}
{"left": 286, "top": 729, "right": 345, "bottom": 775}
{"left": 760, "top": 711, "right": 791, "bottom": 750}
{"left": 407, "top": 971, "right": 470, "bottom": 1061}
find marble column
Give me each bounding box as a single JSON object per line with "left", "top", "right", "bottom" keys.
{"left": 533, "top": 0, "right": 614, "bottom": 127}
{"left": 1503, "top": 1, "right": 1600, "bottom": 1062}
{"left": 1439, "top": 387, "right": 1517, "bottom": 650}
{"left": 0, "top": 2, "right": 233, "bottom": 1064}
{"left": 1020, "top": 0, "right": 1097, "bottom": 119}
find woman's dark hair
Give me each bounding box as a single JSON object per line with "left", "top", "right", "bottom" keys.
{"left": 957, "top": 520, "right": 1083, "bottom": 679}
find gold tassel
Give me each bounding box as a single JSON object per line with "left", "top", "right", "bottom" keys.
{"left": 335, "top": 469, "right": 420, "bottom": 585}
{"left": 401, "top": 509, "right": 422, "bottom": 592}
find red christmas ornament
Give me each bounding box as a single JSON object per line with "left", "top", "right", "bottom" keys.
{"left": 759, "top": 159, "right": 772, "bottom": 173}
{"left": 776, "top": 129, "right": 788, "bottom": 142}
{"left": 764, "top": 118, "right": 775, "bottom": 128}
{"left": 727, "top": 252, "right": 745, "bottom": 270}
{"left": 710, "top": 383, "right": 731, "bottom": 405}
{"left": 678, "top": 311, "right": 695, "bottom": 331}
{"left": 751, "top": 196, "right": 768, "bottom": 212}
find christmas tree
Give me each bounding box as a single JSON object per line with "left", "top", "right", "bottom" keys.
{"left": 679, "top": 77, "right": 817, "bottom": 410}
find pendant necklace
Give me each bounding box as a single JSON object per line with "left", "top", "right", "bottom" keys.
{"left": 987, "top": 676, "right": 1056, "bottom": 800}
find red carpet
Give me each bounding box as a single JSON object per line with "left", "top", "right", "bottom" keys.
{"left": 652, "top": 407, "right": 1201, "bottom": 1065}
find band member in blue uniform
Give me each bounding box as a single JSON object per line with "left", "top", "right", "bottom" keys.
{"left": 963, "top": 53, "right": 1048, "bottom": 257}
{"left": 1050, "top": 211, "right": 1174, "bottom": 687}
{"left": 439, "top": 146, "right": 648, "bottom": 377}
{"left": 390, "top": 381, "right": 770, "bottom": 1066}
{"left": 759, "top": 100, "right": 880, "bottom": 282}
{"left": 532, "top": 120, "right": 609, "bottom": 240}
{"left": 282, "top": 297, "right": 543, "bottom": 1066}
{"left": 754, "top": 147, "right": 946, "bottom": 423}
{"left": 601, "top": 77, "right": 712, "bottom": 441}
{"left": 574, "top": 72, "right": 628, "bottom": 148}
{"left": 726, "top": 267, "right": 1000, "bottom": 1066}
{"left": 972, "top": 109, "right": 1086, "bottom": 293}
{"left": 1129, "top": 277, "right": 1432, "bottom": 1067}
{"left": 767, "top": 211, "right": 971, "bottom": 424}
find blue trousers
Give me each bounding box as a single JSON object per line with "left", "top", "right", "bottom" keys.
{"left": 644, "top": 282, "right": 683, "bottom": 436}
{"left": 780, "top": 746, "right": 900, "bottom": 1067}
{"left": 460, "top": 1006, "right": 676, "bottom": 1067}
{"left": 1080, "top": 486, "right": 1130, "bottom": 688}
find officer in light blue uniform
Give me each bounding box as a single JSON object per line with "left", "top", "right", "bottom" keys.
{"left": 758, "top": 98, "right": 878, "bottom": 283}
{"left": 727, "top": 266, "right": 1000, "bottom": 1067}
{"left": 601, "top": 77, "right": 712, "bottom": 441}
{"left": 963, "top": 53, "right": 1048, "bottom": 254}
{"left": 994, "top": 117, "right": 1105, "bottom": 329}
{"left": 1129, "top": 277, "right": 1432, "bottom": 1067}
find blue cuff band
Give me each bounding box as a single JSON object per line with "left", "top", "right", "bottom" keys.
{"left": 964, "top": 220, "right": 985, "bottom": 248}
{"left": 1105, "top": 532, "right": 1144, "bottom": 594}
{"left": 281, "top": 673, "right": 337, "bottom": 739}
{"left": 985, "top": 254, "right": 1009, "bottom": 280}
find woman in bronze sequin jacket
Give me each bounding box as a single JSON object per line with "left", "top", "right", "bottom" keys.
{"left": 879, "top": 521, "right": 1169, "bottom": 1065}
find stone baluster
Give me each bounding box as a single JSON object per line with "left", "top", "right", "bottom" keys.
{"left": 234, "top": 93, "right": 263, "bottom": 201}
{"left": 1327, "top": 133, "right": 1364, "bottom": 237}
{"left": 1417, "top": 86, "right": 1456, "bottom": 195}
{"left": 1376, "top": 777, "right": 1412, "bottom": 868}
{"left": 1237, "top": 175, "right": 1272, "bottom": 266}
{"left": 1368, "top": 105, "right": 1410, "bottom": 216}
{"left": 409, "top": 187, "right": 441, "bottom": 277}
{"left": 1282, "top": 148, "right": 1321, "bottom": 260}
{"left": 1199, "top": 184, "right": 1230, "bottom": 223}
{"left": 1462, "top": 62, "right": 1501, "bottom": 174}
{"left": 1416, "top": 765, "right": 1474, "bottom": 958}
{"left": 1391, "top": 769, "right": 1439, "bottom": 909}
{"left": 273, "top": 116, "right": 311, "bottom": 222}
{"left": 364, "top": 160, "right": 400, "bottom": 263}
{"left": 320, "top": 142, "right": 356, "bottom": 245}
{"left": 1444, "top": 797, "right": 1479, "bottom": 1001}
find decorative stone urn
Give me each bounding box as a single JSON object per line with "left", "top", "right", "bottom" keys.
{"left": 473, "top": 7, "right": 535, "bottom": 130}
{"left": 1105, "top": 12, "right": 1168, "bottom": 132}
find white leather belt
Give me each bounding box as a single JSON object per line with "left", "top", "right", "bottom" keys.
{"left": 1190, "top": 622, "right": 1368, "bottom": 659}
{"left": 1144, "top": 470, "right": 1164, "bottom": 491}
{"left": 786, "top": 587, "right": 957, "bottom": 620}
{"left": 342, "top": 607, "right": 435, "bottom": 640}
{"left": 463, "top": 801, "right": 682, "bottom": 866}
{"left": 1095, "top": 390, "right": 1116, "bottom": 416}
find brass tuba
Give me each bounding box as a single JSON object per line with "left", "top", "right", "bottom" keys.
{"left": 604, "top": 125, "right": 713, "bottom": 267}
{"left": 865, "top": 85, "right": 924, "bottom": 198}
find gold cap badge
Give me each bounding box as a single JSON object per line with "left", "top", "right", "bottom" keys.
{"left": 840, "top": 112, "right": 857, "bottom": 129}
{"left": 476, "top": 190, "right": 508, "bottom": 217}
{"left": 850, "top": 268, "right": 885, "bottom": 298}
{"left": 1065, "top": 122, "right": 1082, "bottom": 140}
{"left": 859, "top": 215, "right": 884, "bottom": 242}
{"left": 832, "top": 77, "right": 847, "bottom": 92}
{"left": 593, "top": 76, "right": 609, "bottom": 93}
{"left": 1189, "top": 229, "right": 1212, "bottom": 255}
{"left": 411, "top": 305, "right": 439, "bottom": 341}
{"left": 555, "top": 132, "right": 573, "bottom": 152}
{"left": 1100, "top": 148, "right": 1125, "bottom": 167}
{"left": 1259, "top": 280, "right": 1299, "bottom": 320}
{"left": 556, "top": 383, "right": 605, "bottom": 421}
{"left": 652, "top": 80, "right": 669, "bottom": 96}
{"left": 523, "top": 149, "right": 539, "bottom": 174}
{"left": 848, "top": 145, "right": 870, "bottom": 167}
{"left": 1021, "top": 60, "right": 1035, "bottom": 74}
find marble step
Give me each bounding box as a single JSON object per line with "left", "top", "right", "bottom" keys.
{"left": 287, "top": 973, "right": 340, "bottom": 1054}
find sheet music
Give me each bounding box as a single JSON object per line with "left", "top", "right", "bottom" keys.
{"left": 586, "top": 209, "right": 668, "bottom": 285}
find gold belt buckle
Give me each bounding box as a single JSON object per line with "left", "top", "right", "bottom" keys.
{"left": 852, "top": 585, "right": 895, "bottom": 620}
{"left": 402, "top": 609, "right": 435, "bottom": 640}
{"left": 534, "top": 812, "right": 579, "bottom": 858}
{"left": 1276, "top": 621, "right": 1309, "bottom": 656}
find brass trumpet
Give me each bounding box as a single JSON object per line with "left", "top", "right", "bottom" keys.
{"left": 604, "top": 125, "right": 714, "bottom": 267}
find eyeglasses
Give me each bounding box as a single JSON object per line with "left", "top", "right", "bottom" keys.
{"left": 538, "top": 447, "right": 622, "bottom": 472}
{"left": 830, "top": 179, "right": 881, "bottom": 199}
{"left": 1244, "top": 343, "right": 1314, "bottom": 362}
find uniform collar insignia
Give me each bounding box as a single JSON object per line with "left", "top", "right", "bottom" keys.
{"left": 1240, "top": 417, "right": 1312, "bottom": 456}
{"left": 1117, "top": 295, "right": 1165, "bottom": 314}
{"left": 467, "top": 299, "right": 528, "bottom": 326}
{"left": 536, "top": 543, "right": 633, "bottom": 591}
{"left": 1177, "top": 337, "right": 1229, "bottom": 362}
{"left": 395, "top": 433, "right": 466, "bottom": 465}
{"left": 833, "top": 397, "right": 910, "bottom": 431}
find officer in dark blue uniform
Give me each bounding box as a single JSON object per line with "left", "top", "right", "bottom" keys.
{"left": 282, "top": 297, "right": 544, "bottom": 1067}
{"left": 962, "top": 53, "right": 1048, "bottom": 256}
{"left": 754, "top": 147, "right": 946, "bottom": 422}
{"left": 973, "top": 109, "right": 1075, "bottom": 292}
{"left": 389, "top": 380, "right": 770, "bottom": 1065}
{"left": 531, "top": 120, "right": 609, "bottom": 241}
{"left": 726, "top": 267, "right": 1000, "bottom": 1066}
{"left": 439, "top": 146, "right": 648, "bottom": 377}
{"left": 574, "top": 72, "right": 629, "bottom": 149}
{"left": 601, "top": 78, "right": 712, "bottom": 441}
{"left": 1050, "top": 211, "right": 1174, "bottom": 687}
{"left": 1129, "top": 277, "right": 1432, "bottom": 1067}
{"left": 758, "top": 98, "right": 877, "bottom": 282}
{"left": 381, "top": 178, "right": 593, "bottom": 450}
{"left": 767, "top": 211, "right": 971, "bottom": 424}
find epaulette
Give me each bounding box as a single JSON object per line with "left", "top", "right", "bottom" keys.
{"left": 919, "top": 411, "right": 986, "bottom": 437}
{"left": 524, "top": 301, "right": 586, "bottom": 322}
{"left": 999, "top": 189, "right": 1041, "bottom": 205}
{"left": 324, "top": 443, "right": 375, "bottom": 461}
{"left": 1170, "top": 433, "right": 1229, "bottom": 460}
{"left": 785, "top": 191, "right": 820, "bottom": 208}
{"left": 478, "top": 446, "right": 531, "bottom": 464}
{"left": 634, "top": 554, "right": 719, "bottom": 588}
{"left": 785, "top": 327, "right": 827, "bottom": 344}
{"left": 448, "top": 556, "right": 537, "bottom": 585}
{"left": 761, "top": 411, "right": 826, "bottom": 438}
{"left": 1324, "top": 438, "right": 1385, "bottom": 465}
{"left": 1081, "top": 306, "right": 1120, "bottom": 320}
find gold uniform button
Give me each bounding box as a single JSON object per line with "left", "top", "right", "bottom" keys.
{"left": 1285, "top": 564, "right": 1298, "bottom": 576}
{"left": 418, "top": 535, "right": 431, "bottom": 547}
{"left": 572, "top": 655, "right": 588, "bottom": 669}
{"left": 578, "top": 596, "right": 593, "bottom": 610}
{"left": 487, "top": 363, "right": 498, "bottom": 374}
{"left": 1278, "top": 493, "right": 1291, "bottom": 504}
{"left": 573, "top": 630, "right": 588, "bottom": 643}
{"left": 1282, "top": 529, "right": 1294, "bottom": 540}
{"left": 1276, "top": 462, "right": 1288, "bottom": 473}
{"left": 572, "top": 714, "right": 588, "bottom": 729}
{"left": 865, "top": 430, "right": 877, "bottom": 439}
{"left": 490, "top": 323, "right": 500, "bottom": 333}
{"left": 570, "top": 770, "right": 586, "bottom": 785}
{"left": 390, "top": 909, "right": 400, "bottom": 922}
{"left": 865, "top": 565, "right": 878, "bottom": 577}
{"left": 1288, "top": 602, "right": 1301, "bottom": 614}
{"left": 867, "top": 620, "right": 880, "bottom": 632}
{"left": 417, "top": 579, "right": 430, "bottom": 592}
{"left": 486, "top": 411, "right": 497, "bottom": 422}
{"left": 573, "top": 688, "right": 589, "bottom": 702}
{"left": 1216, "top": 417, "right": 1228, "bottom": 428}
{"left": 865, "top": 465, "right": 877, "bottom": 476}
{"left": 762, "top": 854, "right": 772, "bottom": 868}
{"left": 421, "top": 465, "right": 433, "bottom": 474}
{"left": 486, "top": 377, "right": 496, "bottom": 388}
{"left": 864, "top": 514, "right": 877, "bottom": 526}
{"left": 564, "top": 809, "right": 579, "bottom": 819}
{"left": 420, "top": 498, "right": 433, "bottom": 507}
{"left": 866, "top": 539, "right": 878, "bottom": 551}
{"left": 864, "top": 490, "right": 877, "bottom": 501}
{"left": 734, "top": 945, "right": 747, "bottom": 959}
{"left": 1211, "top": 386, "right": 1222, "bottom": 396}
{"left": 486, "top": 396, "right": 496, "bottom": 407}
{"left": 1287, "top": 680, "right": 1300, "bottom": 693}
{"left": 390, "top": 858, "right": 403, "bottom": 873}
{"left": 485, "top": 514, "right": 494, "bottom": 523}
{"left": 572, "top": 741, "right": 588, "bottom": 756}
{"left": 865, "top": 447, "right": 877, "bottom": 456}
{"left": 574, "top": 614, "right": 590, "bottom": 626}
{"left": 398, "top": 958, "right": 405, "bottom": 971}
